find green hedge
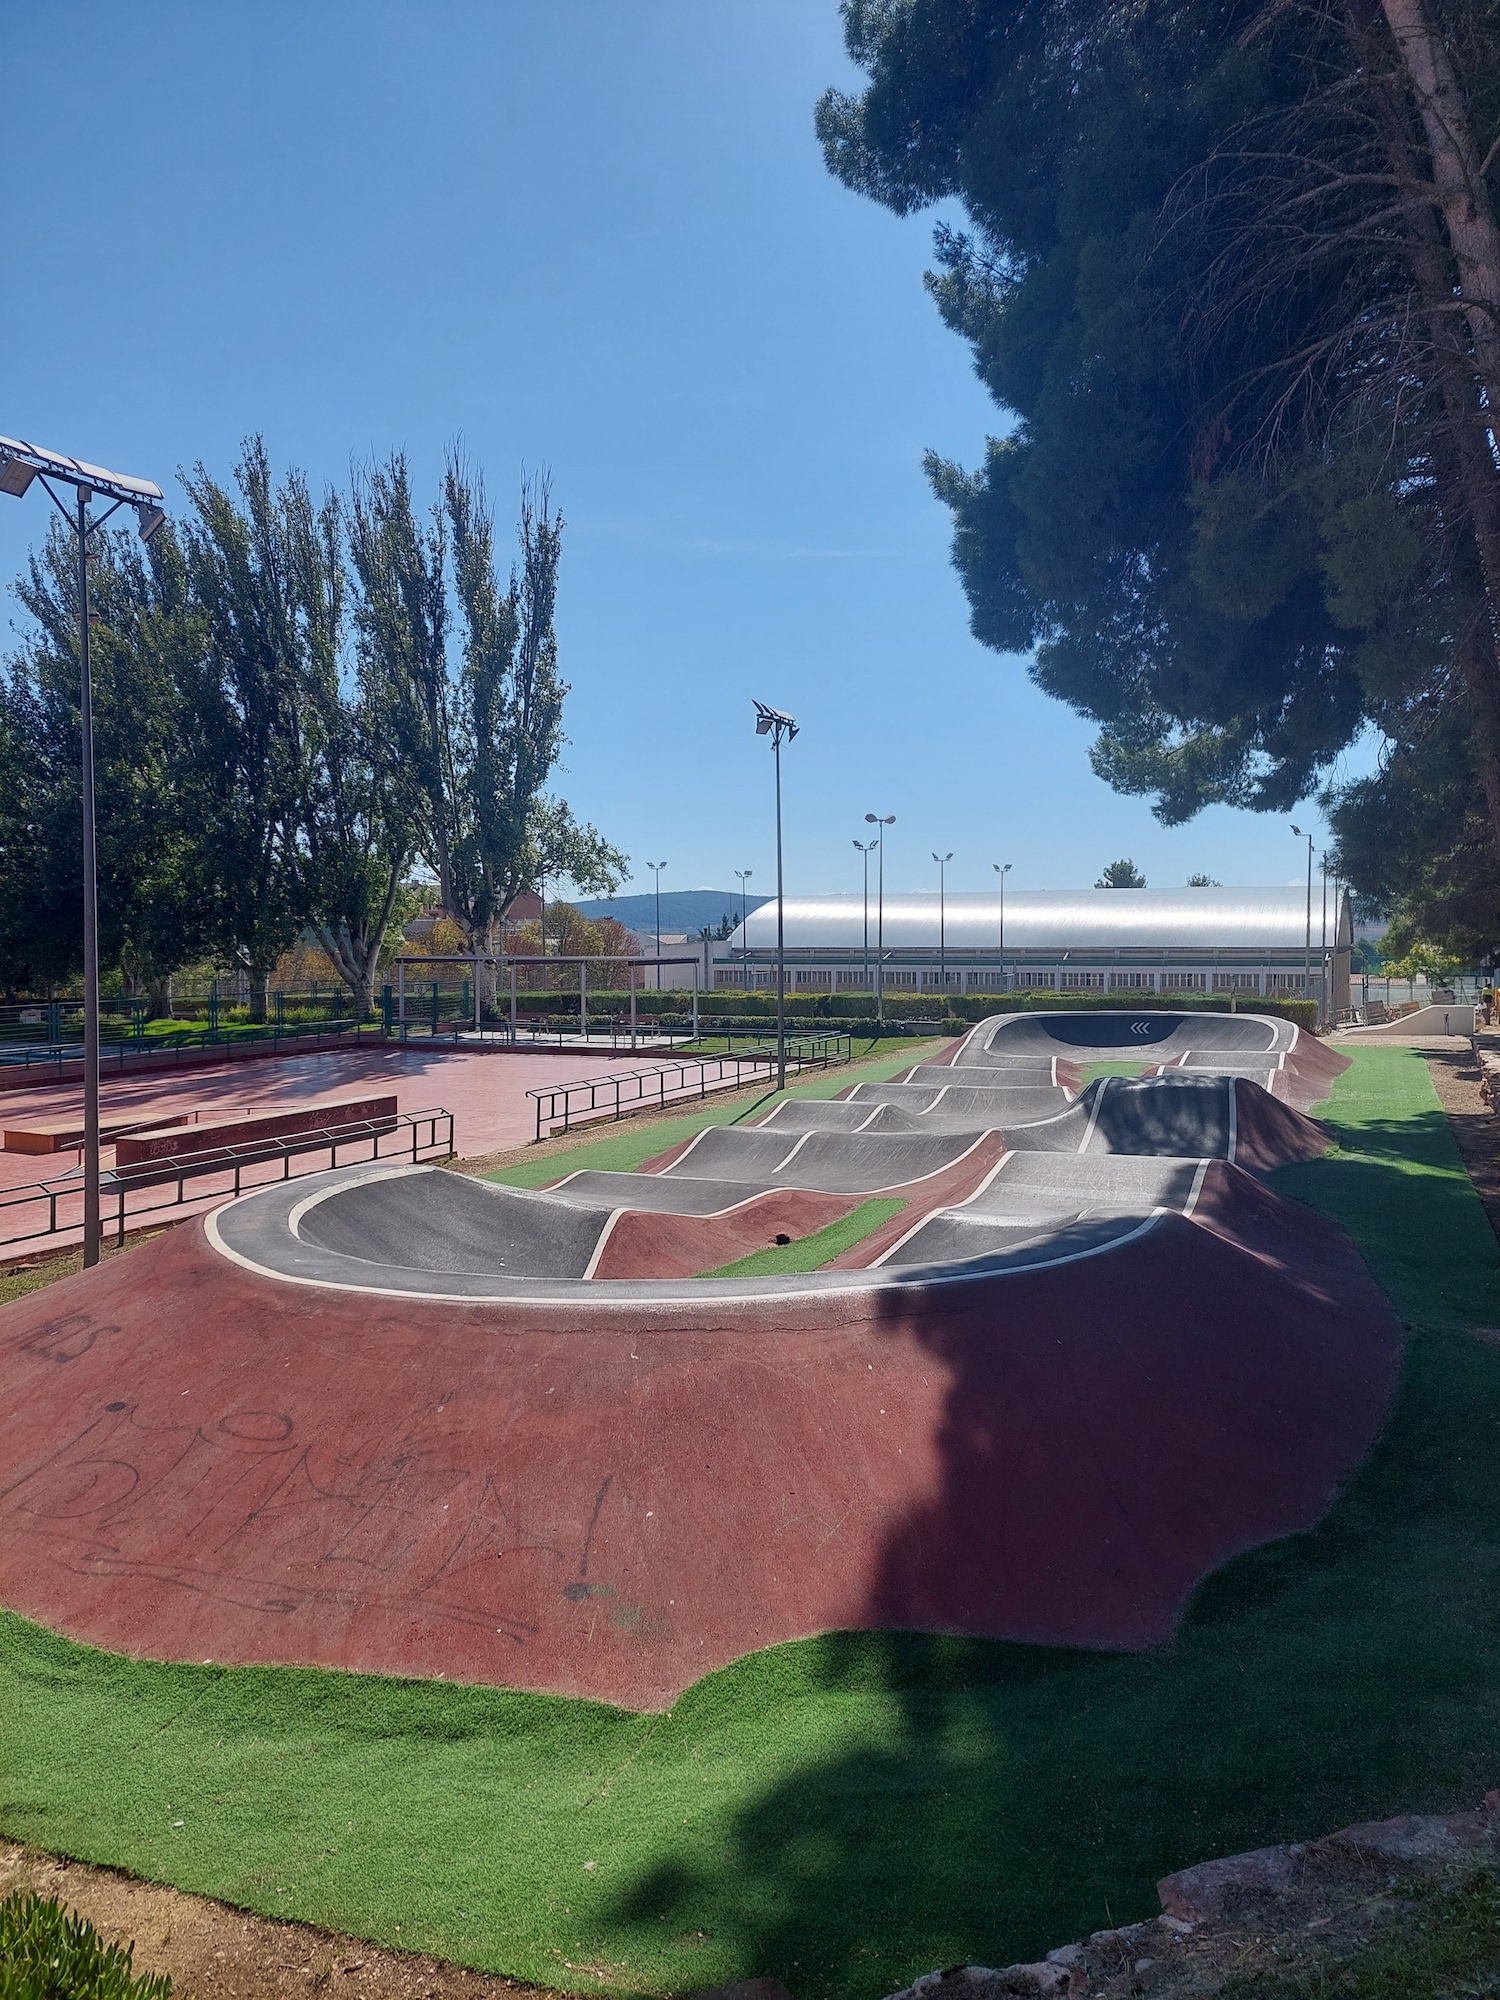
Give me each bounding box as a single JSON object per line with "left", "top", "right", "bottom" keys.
{"left": 487, "top": 988, "right": 1318, "bottom": 1031}
{"left": 684, "top": 990, "right": 955, "bottom": 1022}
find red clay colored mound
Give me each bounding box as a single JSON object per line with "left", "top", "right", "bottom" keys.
{"left": 0, "top": 1172, "right": 1400, "bottom": 1710}
{"left": 592, "top": 1189, "right": 861, "bottom": 1278}
{"left": 1233, "top": 1079, "right": 1331, "bottom": 1170}
{"left": 1280, "top": 1034, "right": 1350, "bottom": 1108}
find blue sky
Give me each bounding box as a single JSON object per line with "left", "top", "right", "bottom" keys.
{"left": 1, "top": 2, "right": 1354, "bottom": 899}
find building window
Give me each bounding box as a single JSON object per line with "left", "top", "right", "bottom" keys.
{"left": 1161, "top": 973, "right": 1206, "bottom": 991}
{"left": 1015, "top": 969, "right": 1058, "bottom": 988}
{"left": 1110, "top": 972, "right": 1154, "bottom": 990}
{"left": 1265, "top": 973, "right": 1308, "bottom": 992}
{"left": 1213, "top": 972, "right": 1260, "bottom": 991}
{"left": 1059, "top": 971, "right": 1107, "bottom": 990}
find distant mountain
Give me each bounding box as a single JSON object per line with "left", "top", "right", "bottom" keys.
{"left": 574, "top": 888, "right": 771, "bottom": 937}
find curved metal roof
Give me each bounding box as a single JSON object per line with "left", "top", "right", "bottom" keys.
{"left": 733, "top": 888, "right": 1328, "bottom": 952}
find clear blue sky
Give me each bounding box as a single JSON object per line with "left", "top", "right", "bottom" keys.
{"left": 1, "top": 2, "right": 1354, "bottom": 900}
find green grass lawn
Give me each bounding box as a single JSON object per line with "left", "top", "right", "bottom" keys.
{"left": 4, "top": 1047, "right": 1500, "bottom": 1998}
{"left": 1075, "top": 1058, "right": 1153, "bottom": 1084}
{"left": 702, "top": 1198, "right": 906, "bottom": 1277}
{"left": 485, "top": 1042, "right": 943, "bottom": 1188}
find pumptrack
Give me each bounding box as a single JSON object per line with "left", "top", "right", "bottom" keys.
{"left": 0, "top": 1010, "right": 1402, "bottom": 1710}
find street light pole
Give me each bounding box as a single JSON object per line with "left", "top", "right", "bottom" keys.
{"left": 0, "top": 435, "right": 166, "bottom": 1269}
{"left": 755, "top": 702, "right": 798, "bottom": 1090}
{"left": 854, "top": 839, "right": 877, "bottom": 999}
{"left": 993, "top": 862, "right": 1012, "bottom": 993}
{"left": 647, "top": 861, "right": 667, "bottom": 983}
{"left": 734, "top": 868, "right": 753, "bottom": 988}
{"left": 865, "top": 813, "right": 895, "bottom": 1025}
{"left": 1321, "top": 850, "right": 1331, "bottom": 1019}
{"left": 1291, "top": 825, "right": 1315, "bottom": 1018}
{"left": 932, "top": 851, "right": 952, "bottom": 993}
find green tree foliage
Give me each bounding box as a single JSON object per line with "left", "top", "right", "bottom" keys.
{"left": 0, "top": 519, "right": 207, "bottom": 1007}
{"left": 1187, "top": 874, "right": 1222, "bottom": 887}
{"left": 818, "top": 0, "right": 1500, "bottom": 949}
{"left": 347, "top": 453, "right": 624, "bottom": 1005}
{"left": 0, "top": 444, "right": 621, "bottom": 1017}
{"left": 1095, "top": 858, "right": 1147, "bottom": 888}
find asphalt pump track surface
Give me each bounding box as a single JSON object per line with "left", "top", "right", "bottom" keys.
{"left": 0, "top": 1011, "right": 1403, "bottom": 1709}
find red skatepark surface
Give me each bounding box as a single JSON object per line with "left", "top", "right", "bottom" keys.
{"left": 0, "top": 1159, "right": 1401, "bottom": 1710}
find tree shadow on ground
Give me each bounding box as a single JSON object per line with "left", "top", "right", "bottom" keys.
{"left": 600, "top": 1091, "right": 1500, "bottom": 2000}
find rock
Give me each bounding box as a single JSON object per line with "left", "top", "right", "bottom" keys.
{"left": 1157, "top": 1844, "right": 1305, "bottom": 1923}
{"left": 884, "top": 1962, "right": 1084, "bottom": 1999}
{"left": 1317, "top": 1807, "right": 1499, "bottom": 1867}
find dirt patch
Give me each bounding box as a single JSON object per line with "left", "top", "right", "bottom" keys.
{"left": 1423, "top": 1039, "right": 1500, "bottom": 1247}
{"left": 0, "top": 1846, "right": 562, "bottom": 2000}
{"left": 0, "top": 1225, "right": 173, "bottom": 1307}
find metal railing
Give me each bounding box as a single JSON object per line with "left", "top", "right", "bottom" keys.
{"left": 526, "top": 1034, "right": 852, "bottom": 1139}
{"left": 0, "top": 1107, "right": 454, "bottom": 1254}
{"left": 0, "top": 1016, "right": 374, "bottom": 1076}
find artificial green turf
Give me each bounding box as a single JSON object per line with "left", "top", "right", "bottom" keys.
{"left": 702, "top": 1198, "right": 906, "bottom": 1277}
{"left": 1076, "top": 1059, "right": 1152, "bottom": 1084}
{"left": 484, "top": 1043, "right": 943, "bottom": 1188}
{"left": 5, "top": 1046, "right": 1500, "bottom": 1999}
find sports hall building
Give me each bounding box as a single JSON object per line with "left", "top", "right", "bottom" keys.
{"left": 712, "top": 887, "right": 1352, "bottom": 1011}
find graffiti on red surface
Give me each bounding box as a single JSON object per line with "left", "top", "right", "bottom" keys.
{"left": 0, "top": 1381, "right": 615, "bottom": 1647}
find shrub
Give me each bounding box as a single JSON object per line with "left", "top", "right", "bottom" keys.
{"left": 0, "top": 1892, "right": 172, "bottom": 2000}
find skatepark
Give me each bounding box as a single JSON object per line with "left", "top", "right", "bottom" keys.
{"left": 0, "top": 1010, "right": 1403, "bottom": 1712}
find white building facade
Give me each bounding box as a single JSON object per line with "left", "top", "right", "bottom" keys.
{"left": 713, "top": 887, "right": 1352, "bottom": 1011}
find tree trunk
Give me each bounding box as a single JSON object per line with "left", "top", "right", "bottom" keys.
{"left": 1380, "top": 0, "right": 1500, "bottom": 423}
{"left": 246, "top": 965, "right": 271, "bottom": 1024}
{"left": 1362, "top": 46, "right": 1500, "bottom": 852}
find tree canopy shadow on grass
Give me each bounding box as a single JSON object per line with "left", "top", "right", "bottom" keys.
{"left": 597, "top": 1051, "right": 1500, "bottom": 2000}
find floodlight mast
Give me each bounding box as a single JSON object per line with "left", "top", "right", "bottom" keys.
{"left": 993, "top": 863, "right": 1012, "bottom": 991}
{"left": 1291, "top": 825, "right": 1315, "bottom": 1018}
{"left": 753, "top": 701, "right": 797, "bottom": 1090}
{"left": 933, "top": 851, "right": 953, "bottom": 984}
{"left": 0, "top": 436, "right": 166, "bottom": 1269}
{"left": 864, "top": 811, "right": 895, "bottom": 1023}
{"left": 734, "top": 869, "right": 753, "bottom": 983}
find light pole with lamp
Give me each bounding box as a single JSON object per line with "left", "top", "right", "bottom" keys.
{"left": 932, "top": 851, "right": 953, "bottom": 993}
{"left": 854, "top": 838, "right": 877, "bottom": 998}
{"left": 1291, "top": 825, "right": 1315, "bottom": 1016}
{"left": 734, "top": 868, "right": 753, "bottom": 988}
{"left": 0, "top": 435, "right": 166, "bottom": 1269}
{"left": 864, "top": 813, "right": 895, "bottom": 1024}
{"left": 647, "top": 861, "right": 667, "bottom": 988}
{"left": 993, "top": 862, "right": 1012, "bottom": 993}
{"left": 754, "top": 702, "right": 798, "bottom": 1089}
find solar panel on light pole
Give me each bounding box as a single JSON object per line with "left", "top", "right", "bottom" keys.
{"left": 0, "top": 436, "right": 167, "bottom": 1269}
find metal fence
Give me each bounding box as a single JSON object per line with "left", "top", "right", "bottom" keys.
{"left": 1, "top": 1107, "right": 454, "bottom": 1255}
{"left": 0, "top": 1018, "right": 377, "bottom": 1078}
{"left": 526, "top": 1034, "right": 852, "bottom": 1139}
